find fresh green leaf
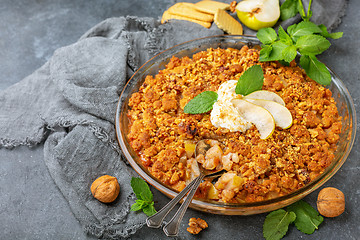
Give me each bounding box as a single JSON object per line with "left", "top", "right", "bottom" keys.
{"left": 257, "top": 28, "right": 278, "bottom": 45}
{"left": 290, "top": 21, "right": 322, "bottom": 40}
{"left": 300, "top": 55, "right": 331, "bottom": 85}
{"left": 183, "top": 91, "right": 218, "bottom": 114}
{"left": 296, "top": 35, "right": 330, "bottom": 55}
{"left": 265, "top": 41, "right": 289, "bottom": 62}
{"left": 282, "top": 45, "right": 297, "bottom": 63}
{"left": 263, "top": 209, "right": 296, "bottom": 240}
{"left": 278, "top": 26, "right": 293, "bottom": 45}
{"left": 235, "top": 65, "right": 264, "bottom": 96}
{"left": 259, "top": 45, "right": 273, "bottom": 61}
{"left": 131, "top": 177, "right": 153, "bottom": 202}
{"left": 286, "top": 24, "right": 297, "bottom": 36}
{"left": 280, "top": 0, "right": 299, "bottom": 21}
{"left": 318, "top": 24, "right": 343, "bottom": 39}
{"left": 130, "top": 177, "right": 157, "bottom": 216}
{"left": 287, "top": 200, "right": 324, "bottom": 234}
{"left": 278, "top": 60, "right": 290, "bottom": 67}
{"left": 130, "top": 200, "right": 145, "bottom": 212}
{"left": 140, "top": 191, "right": 152, "bottom": 202}
{"left": 143, "top": 202, "right": 157, "bottom": 216}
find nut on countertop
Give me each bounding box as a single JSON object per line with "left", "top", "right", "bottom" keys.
{"left": 317, "top": 187, "right": 345, "bottom": 217}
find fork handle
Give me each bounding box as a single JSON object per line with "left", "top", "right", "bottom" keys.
{"left": 146, "top": 176, "right": 198, "bottom": 228}
{"left": 163, "top": 174, "right": 204, "bottom": 237}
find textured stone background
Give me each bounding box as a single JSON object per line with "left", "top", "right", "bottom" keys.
{"left": 0, "top": 0, "right": 358, "bottom": 239}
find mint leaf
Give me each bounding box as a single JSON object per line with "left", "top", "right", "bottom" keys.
{"left": 278, "top": 26, "right": 293, "bottom": 45}
{"left": 257, "top": 28, "right": 278, "bottom": 45}
{"left": 286, "top": 24, "right": 297, "bottom": 36}
{"left": 141, "top": 191, "right": 152, "bottom": 202}
{"left": 280, "top": 0, "right": 299, "bottom": 21}
{"left": 143, "top": 202, "right": 157, "bottom": 217}
{"left": 287, "top": 200, "right": 324, "bottom": 234}
{"left": 290, "top": 21, "right": 322, "bottom": 41}
{"left": 235, "top": 65, "right": 264, "bottom": 95}
{"left": 282, "top": 45, "right": 297, "bottom": 63}
{"left": 296, "top": 35, "right": 330, "bottom": 55}
{"left": 130, "top": 177, "right": 157, "bottom": 216}
{"left": 318, "top": 24, "right": 343, "bottom": 39}
{"left": 300, "top": 55, "right": 331, "bottom": 85}
{"left": 265, "top": 41, "right": 289, "bottom": 62}
{"left": 259, "top": 45, "right": 273, "bottom": 62}
{"left": 184, "top": 91, "right": 218, "bottom": 114}
{"left": 130, "top": 200, "right": 145, "bottom": 212}
{"left": 131, "top": 177, "right": 153, "bottom": 201}
{"left": 263, "top": 209, "right": 296, "bottom": 240}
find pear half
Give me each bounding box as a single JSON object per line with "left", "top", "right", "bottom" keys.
{"left": 244, "top": 90, "right": 285, "bottom": 106}
{"left": 245, "top": 98, "right": 293, "bottom": 129}
{"left": 231, "top": 99, "right": 275, "bottom": 139}
{"left": 235, "top": 0, "right": 280, "bottom": 31}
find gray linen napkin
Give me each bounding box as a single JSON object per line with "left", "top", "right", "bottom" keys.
{"left": 0, "top": 1, "right": 348, "bottom": 239}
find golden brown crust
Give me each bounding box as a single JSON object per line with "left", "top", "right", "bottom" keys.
{"left": 127, "top": 46, "right": 342, "bottom": 203}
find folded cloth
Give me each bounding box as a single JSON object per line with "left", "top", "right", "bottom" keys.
{"left": 0, "top": 1, "right": 348, "bottom": 239}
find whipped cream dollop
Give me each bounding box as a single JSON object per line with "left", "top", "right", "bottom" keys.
{"left": 210, "top": 80, "right": 252, "bottom": 132}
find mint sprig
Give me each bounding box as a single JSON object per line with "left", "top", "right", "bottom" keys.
{"left": 258, "top": 0, "right": 343, "bottom": 85}
{"left": 130, "top": 177, "right": 157, "bottom": 216}
{"left": 263, "top": 200, "right": 324, "bottom": 240}
{"left": 287, "top": 200, "right": 324, "bottom": 234}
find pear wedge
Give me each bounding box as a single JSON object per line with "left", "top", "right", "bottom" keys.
{"left": 235, "top": 0, "right": 280, "bottom": 31}
{"left": 244, "top": 90, "right": 285, "bottom": 106}
{"left": 245, "top": 98, "right": 293, "bottom": 129}
{"left": 231, "top": 99, "right": 275, "bottom": 139}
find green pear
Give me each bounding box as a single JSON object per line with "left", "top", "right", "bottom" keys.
{"left": 236, "top": 0, "right": 280, "bottom": 31}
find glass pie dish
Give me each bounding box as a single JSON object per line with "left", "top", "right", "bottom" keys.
{"left": 115, "top": 35, "right": 356, "bottom": 215}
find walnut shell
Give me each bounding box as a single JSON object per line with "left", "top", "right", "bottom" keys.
{"left": 91, "top": 175, "right": 120, "bottom": 203}
{"left": 317, "top": 187, "right": 345, "bottom": 217}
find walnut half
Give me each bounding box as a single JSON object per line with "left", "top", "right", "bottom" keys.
{"left": 187, "top": 217, "right": 208, "bottom": 234}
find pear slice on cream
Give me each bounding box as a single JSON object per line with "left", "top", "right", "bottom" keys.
{"left": 244, "top": 90, "right": 285, "bottom": 106}
{"left": 231, "top": 99, "right": 275, "bottom": 139}
{"left": 245, "top": 98, "right": 293, "bottom": 129}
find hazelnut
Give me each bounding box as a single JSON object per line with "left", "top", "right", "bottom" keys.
{"left": 91, "top": 175, "right": 120, "bottom": 203}
{"left": 317, "top": 187, "right": 345, "bottom": 217}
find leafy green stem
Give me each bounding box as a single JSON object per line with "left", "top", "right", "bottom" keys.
{"left": 307, "top": 0, "right": 313, "bottom": 18}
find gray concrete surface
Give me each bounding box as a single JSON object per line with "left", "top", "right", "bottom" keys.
{"left": 0, "top": 0, "right": 359, "bottom": 239}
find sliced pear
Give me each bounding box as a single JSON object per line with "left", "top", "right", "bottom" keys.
{"left": 235, "top": 0, "right": 280, "bottom": 31}
{"left": 231, "top": 99, "right": 275, "bottom": 139}
{"left": 244, "top": 90, "right": 285, "bottom": 106}
{"left": 245, "top": 98, "right": 293, "bottom": 129}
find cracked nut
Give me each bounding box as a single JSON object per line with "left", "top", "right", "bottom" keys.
{"left": 187, "top": 217, "right": 208, "bottom": 234}
{"left": 317, "top": 187, "right": 345, "bottom": 217}
{"left": 91, "top": 175, "right": 120, "bottom": 203}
